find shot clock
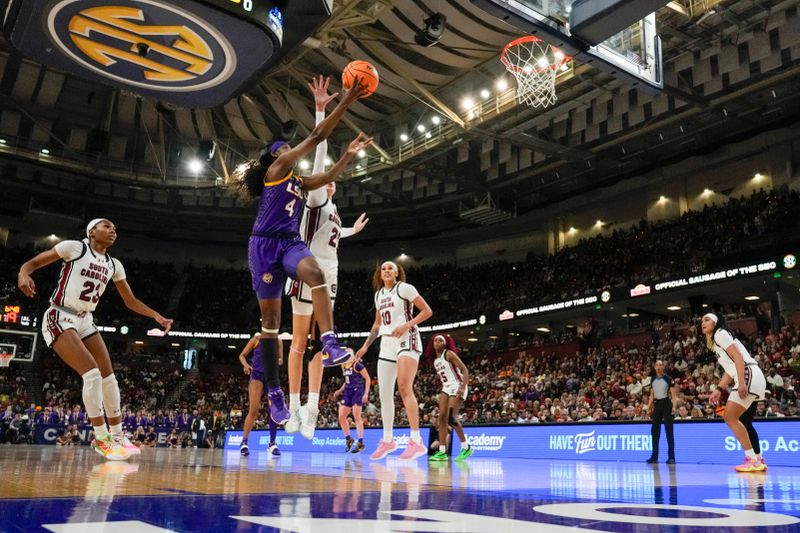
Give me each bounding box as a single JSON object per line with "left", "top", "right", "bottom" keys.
{"left": 2, "top": 0, "right": 330, "bottom": 107}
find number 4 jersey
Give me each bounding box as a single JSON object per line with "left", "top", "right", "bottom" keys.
{"left": 50, "top": 240, "right": 126, "bottom": 313}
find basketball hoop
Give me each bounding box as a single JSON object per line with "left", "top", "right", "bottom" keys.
{"left": 0, "top": 352, "right": 13, "bottom": 368}
{"left": 501, "top": 36, "right": 571, "bottom": 109}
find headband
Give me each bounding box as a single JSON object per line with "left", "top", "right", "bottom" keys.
{"left": 434, "top": 335, "right": 445, "bottom": 343}
{"left": 270, "top": 141, "right": 288, "bottom": 154}
{"left": 382, "top": 261, "right": 398, "bottom": 271}
{"left": 86, "top": 218, "right": 108, "bottom": 239}
{"left": 703, "top": 313, "right": 718, "bottom": 324}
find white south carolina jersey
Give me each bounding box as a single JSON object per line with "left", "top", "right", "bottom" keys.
{"left": 300, "top": 199, "right": 342, "bottom": 272}
{"left": 434, "top": 351, "right": 464, "bottom": 388}
{"left": 375, "top": 282, "right": 419, "bottom": 337}
{"left": 50, "top": 240, "right": 126, "bottom": 313}
{"left": 711, "top": 328, "right": 758, "bottom": 388}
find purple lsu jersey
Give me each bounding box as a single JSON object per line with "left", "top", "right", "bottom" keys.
{"left": 251, "top": 171, "right": 306, "bottom": 235}
{"left": 343, "top": 361, "right": 365, "bottom": 389}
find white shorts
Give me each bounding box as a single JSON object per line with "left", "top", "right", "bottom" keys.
{"left": 378, "top": 327, "right": 422, "bottom": 363}
{"left": 443, "top": 382, "right": 468, "bottom": 401}
{"left": 286, "top": 269, "right": 337, "bottom": 316}
{"left": 41, "top": 306, "right": 97, "bottom": 347}
{"left": 728, "top": 364, "right": 767, "bottom": 409}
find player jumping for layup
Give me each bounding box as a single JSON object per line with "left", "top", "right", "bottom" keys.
{"left": 18, "top": 219, "right": 173, "bottom": 460}
{"left": 230, "top": 76, "right": 372, "bottom": 425}
{"left": 285, "top": 76, "right": 369, "bottom": 439}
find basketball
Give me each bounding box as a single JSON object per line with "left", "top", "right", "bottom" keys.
{"left": 342, "top": 60, "right": 379, "bottom": 98}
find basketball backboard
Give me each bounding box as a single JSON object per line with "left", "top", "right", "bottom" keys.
{"left": 472, "top": 0, "right": 663, "bottom": 92}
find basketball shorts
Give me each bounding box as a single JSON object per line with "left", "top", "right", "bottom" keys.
{"left": 286, "top": 268, "right": 337, "bottom": 316}
{"left": 728, "top": 364, "right": 766, "bottom": 409}
{"left": 41, "top": 306, "right": 97, "bottom": 347}
{"left": 378, "top": 327, "right": 422, "bottom": 363}
{"left": 249, "top": 349, "right": 266, "bottom": 385}
{"left": 442, "top": 382, "right": 468, "bottom": 401}
{"left": 340, "top": 386, "right": 365, "bottom": 408}
{"left": 248, "top": 235, "right": 313, "bottom": 300}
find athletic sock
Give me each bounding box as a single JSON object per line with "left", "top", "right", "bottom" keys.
{"left": 307, "top": 392, "right": 320, "bottom": 411}
{"left": 289, "top": 393, "right": 301, "bottom": 412}
{"left": 410, "top": 430, "right": 421, "bottom": 444}
{"left": 461, "top": 441, "right": 469, "bottom": 451}
{"left": 439, "top": 445, "right": 446, "bottom": 453}
{"left": 745, "top": 449, "right": 757, "bottom": 460}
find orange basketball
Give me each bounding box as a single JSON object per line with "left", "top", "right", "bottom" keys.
{"left": 342, "top": 60, "right": 379, "bottom": 98}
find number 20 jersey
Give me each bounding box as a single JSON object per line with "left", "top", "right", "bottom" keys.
{"left": 50, "top": 240, "right": 126, "bottom": 313}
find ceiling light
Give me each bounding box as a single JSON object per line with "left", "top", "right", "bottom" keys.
{"left": 667, "top": 305, "right": 681, "bottom": 311}
{"left": 357, "top": 149, "right": 366, "bottom": 158}
{"left": 753, "top": 172, "right": 764, "bottom": 181}
{"left": 595, "top": 220, "right": 603, "bottom": 226}
{"left": 0, "top": 139, "right": 6, "bottom": 144}
{"left": 537, "top": 56, "right": 549, "bottom": 68}
{"left": 496, "top": 78, "right": 508, "bottom": 91}
{"left": 702, "top": 304, "right": 708, "bottom": 308}
{"left": 425, "top": 132, "right": 432, "bottom": 139}
{"left": 461, "top": 97, "right": 475, "bottom": 110}
{"left": 400, "top": 133, "right": 409, "bottom": 142}
{"left": 359, "top": 176, "right": 372, "bottom": 183}
{"left": 568, "top": 227, "right": 577, "bottom": 233}
{"left": 299, "top": 160, "right": 310, "bottom": 170}
{"left": 467, "top": 337, "right": 479, "bottom": 342}
{"left": 134, "top": 341, "right": 144, "bottom": 345}
{"left": 560, "top": 63, "right": 569, "bottom": 72}
{"left": 628, "top": 313, "right": 640, "bottom": 317}
{"left": 431, "top": 116, "right": 441, "bottom": 125}
{"left": 228, "top": 345, "right": 236, "bottom": 349}
{"left": 170, "top": 343, "right": 180, "bottom": 347}
{"left": 744, "top": 295, "right": 760, "bottom": 301}
{"left": 188, "top": 159, "right": 203, "bottom": 172}
{"left": 41, "top": 148, "right": 50, "bottom": 155}
{"left": 417, "top": 124, "right": 426, "bottom": 133}
{"left": 355, "top": 164, "right": 362, "bottom": 170}
{"left": 658, "top": 195, "right": 667, "bottom": 203}
{"left": 703, "top": 188, "right": 712, "bottom": 195}
{"left": 480, "top": 89, "right": 490, "bottom": 99}
{"left": 536, "top": 327, "right": 550, "bottom": 333}
{"left": 324, "top": 157, "right": 332, "bottom": 166}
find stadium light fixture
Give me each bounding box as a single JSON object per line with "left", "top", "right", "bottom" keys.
{"left": 188, "top": 159, "right": 203, "bottom": 172}
{"left": 227, "top": 345, "right": 236, "bottom": 349}
{"left": 658, "top": 195, "right": 667, "bottom": 204}
{"left": 417, "top": 124, "right": 426, "bottom": 133}
{"left": 170, "top": 343, "right": 180, "bottom": 347}
{"left": 0, "top": 139, "right": 6, "bottom": 144}
{"left": 702, "top": 188, "right": 713, "bottom": 196}
{"left": 753, "top": 172, "right": 765, "bottom": 181}
{"left": 595, "top": 220, "right": 603, "bottom": 227}
{"left": 496, "top": 78, "right": 508, "bottom": 91}
{"left": 431, "top": 115, "right": 441, "bottom": 125}
{"left": 425, "top": 132, "right": 432, "bottom": 139}
{"left": 536, "top": 327, "right": 550, "bottom": 333}
{"left": 400, "top": 133, "right": 409, "bottom": 142}
{"left": 399, "top": 253, "right": 408, "bottom": 260}
{"left": 667, "top": 305, "right": 681, "bottom": 311}
{"left": 41, "top": 148, "right": 50, "bottom": 155}
{"left": 357, "top": 149, "right": 366, "bottom": 158}
{"left": 299, "top": 160, "right": 310, "bottom": 170}
{"left": 467, "top": 337, "right": 479, "bottom": 342}
{"left": 461, "top": 97, "right": 475, "bottom": 110}
{"left": 325, "top": 157, "right": 332, "bottom": 166}
{"left": 480, "top": 88, "right": 490, "bottom": 99}
{"left": 744, "top": 295, "right": 760, "bottom": 301}
{"left": 135, "top": 341, "right": 144, "bottom": 345}
{"left": 568, "top": 227, "right": 577, "bottom": 233}
{"left": 629, "top": 313, "right": 640, "bottom": 317}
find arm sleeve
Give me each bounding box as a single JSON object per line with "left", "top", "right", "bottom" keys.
{"left": 306, "top": 111, "right": 328, "bottom": 208}
{"left": 355, "top": 361, "right": 365, "bottom": 373}
{"left": 54, "top": 241, "right": 84, "bottom": 261}
{"left": 398, "top": 282, "right": 420, "bottom": 302}
{"left": 714, "top": 329, "right": 735, "bottom": 350}
{"left": 340, "top": 226, "right": 356, "bottom": 239}
{"left": 111, "top": 259, "right": 127, "bottom": 282}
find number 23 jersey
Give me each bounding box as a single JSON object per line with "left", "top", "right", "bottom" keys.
{"left": 50, "top": 240, "right": 126, "bottom": 313}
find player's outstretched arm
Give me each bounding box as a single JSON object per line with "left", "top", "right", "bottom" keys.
{"left": 303, "top": 133, "right": 373, "bottom": 191}
{"left": 267, "top": 78, "right": 366, "bottom": 183}
{"left": 114, "top": 279, "right": 173, "bottom": 331}
{"left": 341, "top": 213, "right": 369, "bottom": 239}
{"left": 17, "top": 248, "right": 61, "bottom": 297}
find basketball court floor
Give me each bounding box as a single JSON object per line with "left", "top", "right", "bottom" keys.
{"left": 1, "top": 446, "right": 798, "bottom": 532}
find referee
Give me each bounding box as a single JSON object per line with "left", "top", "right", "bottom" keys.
{"left": 646, "top": 360, "right": 677, "bottom": 464}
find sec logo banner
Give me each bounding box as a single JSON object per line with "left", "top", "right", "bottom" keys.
{"left": 3, "top": 0, "right": 283, "bottom": 107}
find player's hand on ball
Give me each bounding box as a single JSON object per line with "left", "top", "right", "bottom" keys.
{"left": 354, "top": 213, "right": 369, "bottom": 234}
{"left": 347, "top": 132, "right": 374, "bottom": 154}
{"left": 342, "top": 77, "right": 367, "bottom": 104}
{"left": 308, "top": 75, "right": 338, "bottom": 111}
{"left": 17, "top": 273, "right": 36, "bottom": 297}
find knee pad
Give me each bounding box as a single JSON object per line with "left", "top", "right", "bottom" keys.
{"left": 81, "top": 368, "right": 104, "bottom": 419}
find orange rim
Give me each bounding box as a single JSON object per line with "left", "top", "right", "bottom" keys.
{"left": 501, "top": 35, "right": 571, "bottom": 74}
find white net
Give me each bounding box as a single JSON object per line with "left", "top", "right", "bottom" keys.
{"left": 502, "top": 36, "right": 570, "bottom": 109}
{"left": 0, "top": 353, "right": 13, "bottom": 367}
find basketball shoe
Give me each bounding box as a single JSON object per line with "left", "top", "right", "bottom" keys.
{"left": 92, "top": 435, "right": 131, "bottom": 461}
{"left": 268, "top": 388, "right": 290, "bottom": 425}
{"left": 370, "top": 439, "right": 398, "bottom": 460}
{"left": 399, "top": 439, "right": 427, "bottom": 461}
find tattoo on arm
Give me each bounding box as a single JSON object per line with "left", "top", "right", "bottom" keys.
{"left": 362, "top": 327, "right": 379, "bottom": 350}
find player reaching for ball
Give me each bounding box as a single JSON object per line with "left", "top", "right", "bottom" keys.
{"left": 229, "top": 76, "right": 372, "bottom": 426}
{"left": 285, "top": 76, "right": 369, "bottom": 439}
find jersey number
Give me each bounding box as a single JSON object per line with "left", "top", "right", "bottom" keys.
{"left": 78, "top": 281, "right": 102, "bottom": 303}
{"left": 438, "top": 369, "right": 449, "bottom": 382}
{"left": 381, "top": 310, "right": 391, "bottom": 326}
{"left": 285, "top": 199, "right": 296, "bottom": 218}
{"left": 328, "top": 227, "right": 340, "bottom": 248}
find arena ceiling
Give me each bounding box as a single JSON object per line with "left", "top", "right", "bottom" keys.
{"left": 1, "top": 0, "right": 800, "bottom": 244}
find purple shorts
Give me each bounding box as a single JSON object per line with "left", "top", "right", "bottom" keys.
{"left": 340, "top": 387, "right": 365, "bottom": 408}
{"left": 250, "top": 346, "right": 266, "bottom": 384}
{"left": 249, "top": 235, "right": 314, "bottom": 300}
